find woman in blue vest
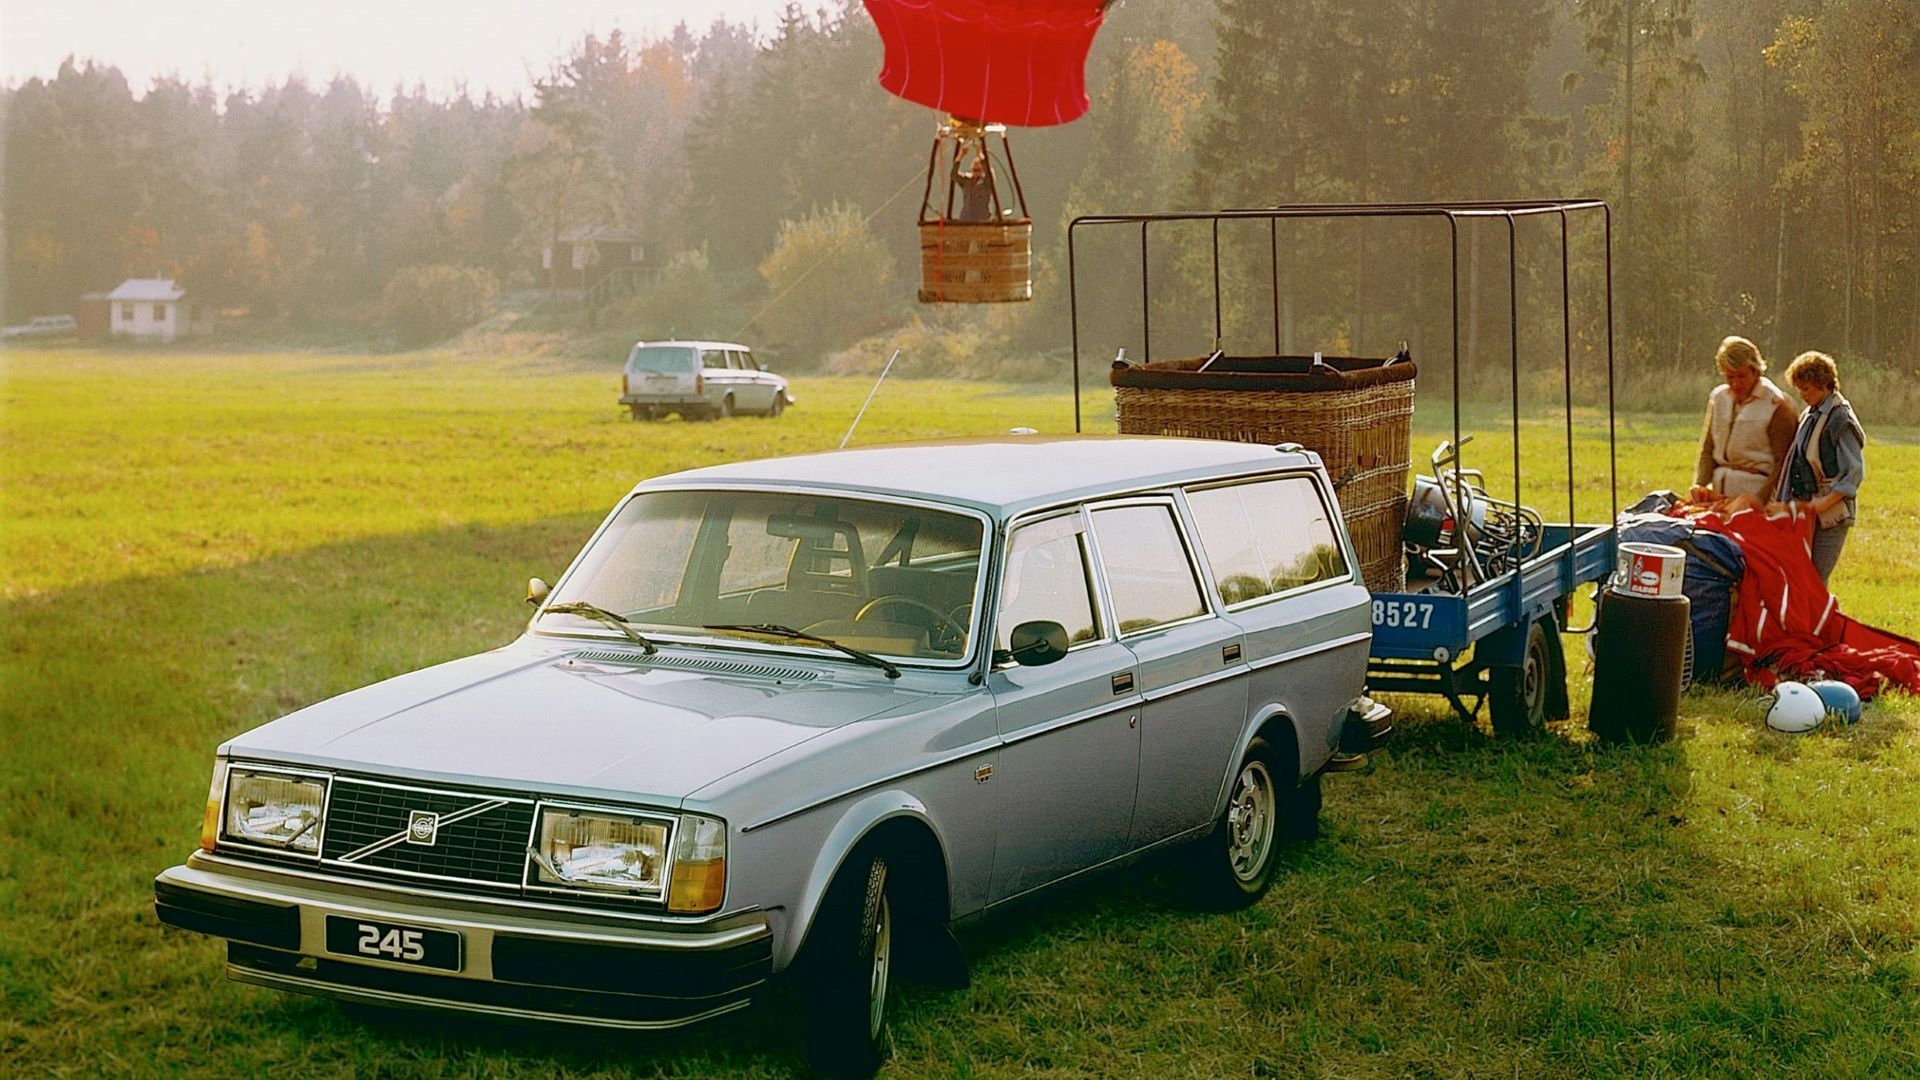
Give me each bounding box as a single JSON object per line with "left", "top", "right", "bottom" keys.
{"left": 1770, "top": 351, "right": 1866, "bottom": 583}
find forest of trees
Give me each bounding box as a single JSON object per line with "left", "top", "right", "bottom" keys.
{"left": 4, "top": 0, "right": 1916, "bottom": 396}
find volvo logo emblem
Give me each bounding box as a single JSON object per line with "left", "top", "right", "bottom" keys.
{"left": 406, "top": 810, "right": 439, "bottom": 847}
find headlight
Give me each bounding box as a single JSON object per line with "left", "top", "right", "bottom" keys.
{"left": 531, "top": 806, "right": 672, "bottom": 898}
{"left": 223, "top": 767, "right": 327, "bottom": 854}
{"left": 529, "top": 805, "right": 727, "bottom": 913}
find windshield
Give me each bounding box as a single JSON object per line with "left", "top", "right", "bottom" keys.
{"left": 545, "top": 489, "right": 986, "bottom": 663}
{"left": 627, "top": 345, "right": 697, "bottom": 373}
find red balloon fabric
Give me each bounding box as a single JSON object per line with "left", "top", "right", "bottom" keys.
{"left": 1694, "top": 503, "right": 1920, "bottom": 700}
{"left": 864, "top": 0, "right": 1110, "bottom": 127}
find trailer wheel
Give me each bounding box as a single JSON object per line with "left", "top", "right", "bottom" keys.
{"left": 1491, "top": 618, "right": 1557, "bottom": 735}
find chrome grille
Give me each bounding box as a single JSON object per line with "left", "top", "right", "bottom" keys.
{"left": 320, "top": 778, "right": 534, "bottom": 889}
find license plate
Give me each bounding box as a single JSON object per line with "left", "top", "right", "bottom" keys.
{"left": 643, "top": 373, "right": 678, "bottom": 384}
{"left": 1371, "top": 597, "right": 1437, "bottom": 630}
{"left": 325, "top": 915, "right": 462, "bottom": 971}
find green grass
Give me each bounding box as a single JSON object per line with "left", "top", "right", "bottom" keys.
{"left": 3, "top": 346, "right": 1918, "bottom": 1077}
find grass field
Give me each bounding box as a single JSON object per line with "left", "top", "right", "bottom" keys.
{"left": 4, "top": 346, "right": 1919, "bottom": 1078}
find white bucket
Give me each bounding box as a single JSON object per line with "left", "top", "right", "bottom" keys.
{"left": 1614, "top": 542, "right": 1686, "bottom": 599}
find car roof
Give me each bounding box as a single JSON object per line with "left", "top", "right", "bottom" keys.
{"left": 630, "top": 340, "right": 750, "bottom": 352}
{"left": 638, "top": 436, "right": 1321, "bottom": 518}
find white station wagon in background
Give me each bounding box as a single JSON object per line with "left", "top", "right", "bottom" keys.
{"left": 154, "top": 435, "right": 1390, "bottom": 1077}
{"left": 619, "top": 339, "right": 793, "bottom": 421}
{"left": 0, "top": 313, "right": 78, "bottom": 338}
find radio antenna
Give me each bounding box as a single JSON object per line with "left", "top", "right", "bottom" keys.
{"left": 840, "top": 348, "right": 903, "bottom": 449}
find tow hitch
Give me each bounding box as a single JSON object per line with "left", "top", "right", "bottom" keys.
{"left": 1326, "top": 695, "right": 1393, "bottom": 772}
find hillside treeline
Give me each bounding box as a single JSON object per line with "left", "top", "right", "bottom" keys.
{"left": 3, "top": 0, "right": 1915, "bottom": 391}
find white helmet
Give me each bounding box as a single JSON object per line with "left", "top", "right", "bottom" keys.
{"left": 1766, "top": 681, "right": 1824, "bottom": 733}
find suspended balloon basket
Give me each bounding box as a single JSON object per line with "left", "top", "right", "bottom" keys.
{"left": 916, "top": 119, "right": 1032, "bottom": 304}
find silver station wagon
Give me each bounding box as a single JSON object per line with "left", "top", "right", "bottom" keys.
{"left": 154, "top": 436, "right": 1390, "bottom": 1077}
{"left": 619, "top": 339, "right": 793, "bottom": 421}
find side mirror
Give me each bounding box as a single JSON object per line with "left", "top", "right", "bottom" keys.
{"left": 525, "top": 577, "right": 550, "bottom": 607}
{"left": 1007, "top": 620, "right": 1069, "bottom": 667}
{"left": 757, "top": 362, "right": 769, "bottom": 372}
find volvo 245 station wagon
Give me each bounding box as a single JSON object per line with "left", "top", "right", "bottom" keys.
{"left": 619, "top": 339, "right": 792, "bottom": 421}
{"left": 155, "top": 436, "right": 1391, "bottom": 1077}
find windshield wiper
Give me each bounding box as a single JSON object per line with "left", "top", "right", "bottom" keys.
{"left": 702, "top": 623, "right": 901, "bottom": 679}
{"left": 541, "top": 601, "right": 658, "bottom": 653}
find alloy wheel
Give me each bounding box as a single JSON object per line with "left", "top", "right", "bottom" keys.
{"left": 1226, "top": 760, "right": 1275, "bottom": 882}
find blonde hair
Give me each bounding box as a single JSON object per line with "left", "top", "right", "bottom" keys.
{"left": 1785, "top": 350, "right": 1839, "bottom": 392}
{"left": 1714, "top": 335, "right": 1765, "bottom": 375}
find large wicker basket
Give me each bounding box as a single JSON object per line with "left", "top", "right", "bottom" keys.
{"left": 1111, "top": 353, "right": 1416, "bottom": 593}
{"left": 918, "top": 220, "right": 1032, "bottom": 303}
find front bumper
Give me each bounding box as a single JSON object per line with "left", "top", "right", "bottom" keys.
{"left": 154, "top": 853, "right": 773, "bottom": 1030}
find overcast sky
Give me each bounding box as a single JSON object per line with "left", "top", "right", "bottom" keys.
{"left": 2, "top": 0, "right": 799, "bottom": 100}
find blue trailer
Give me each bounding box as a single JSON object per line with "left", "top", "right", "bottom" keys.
{"left": 1065, "top": 200, "right": 1621, "bottom": 733}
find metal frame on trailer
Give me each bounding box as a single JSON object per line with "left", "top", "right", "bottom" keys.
{"left": 1064, "top": 200, "right": 1620, "bottom": 727}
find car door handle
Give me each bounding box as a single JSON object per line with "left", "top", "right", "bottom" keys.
{"left": 1112, "top": 672, "right": 1134, "bottom": 694}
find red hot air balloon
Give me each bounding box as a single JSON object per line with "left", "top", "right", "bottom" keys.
{"left": 865, "top": 0, "right": 1111, "bottom": 128}
{"left": 863, "top": 0, "right": 1113, "bottom": 303}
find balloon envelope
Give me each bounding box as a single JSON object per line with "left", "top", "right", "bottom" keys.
{"left": 864, "top": 0, "right": 1110, "bottom": 127}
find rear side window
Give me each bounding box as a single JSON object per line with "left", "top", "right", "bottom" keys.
{"left": 1088, "top": 504, "right": 1206, "bottom": 634}
{"left": 628, "top": 346, "right": 696, "bottom": 373}
{"left": 1183, "top": 476, "right": 1350, "bottom": 605}
{"left": 997, "top": 515, "right": 1101, "bottom": 650}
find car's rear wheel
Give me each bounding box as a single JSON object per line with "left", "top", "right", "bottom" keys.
{"left": 802, "top": 849, "right": 895, "bottom": 1079}
{"left": 717, "top": 394, "right": 734, "bottom": 419}
{"left": 628, "top": 404, "right": 654, "bottom": 421}
{"left": 1188, "top": 736, "right": 1287, "bottom": 910}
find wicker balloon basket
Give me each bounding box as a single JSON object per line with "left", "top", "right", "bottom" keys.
{"left": 917, "top": 220, "right": 1032, "bottom": 303}
{"left": 1111, "top": 354, "right": 1416, "bottom": 594}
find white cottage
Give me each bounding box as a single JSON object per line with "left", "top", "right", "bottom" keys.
{"left": 108, "top": 278, "right": 212, "bottom": 343}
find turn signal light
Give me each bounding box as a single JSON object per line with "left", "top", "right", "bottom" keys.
{"left": 667, "top": 859, "right": 726, "bottom": 913}
{"left": 199, "top": 759, "right": 229, "bottom": 853}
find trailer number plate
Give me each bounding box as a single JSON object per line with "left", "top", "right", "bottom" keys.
{"left": 1372, "top": 599, "right": 1435, "bottom": 630}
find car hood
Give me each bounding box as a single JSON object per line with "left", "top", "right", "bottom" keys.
{"left": 225, "top": 643, "right": 930, "bottom": 803}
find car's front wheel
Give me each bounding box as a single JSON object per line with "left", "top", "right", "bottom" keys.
{"left": 1189, "top": 735, "right": 1313, "bottom": 910}
{"left": 802, "top": 850, "right": 895, "bottom": 1078}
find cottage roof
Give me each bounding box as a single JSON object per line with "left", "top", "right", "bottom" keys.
{"left": 108, "top": 278, "right": 186, "bottom": 302}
